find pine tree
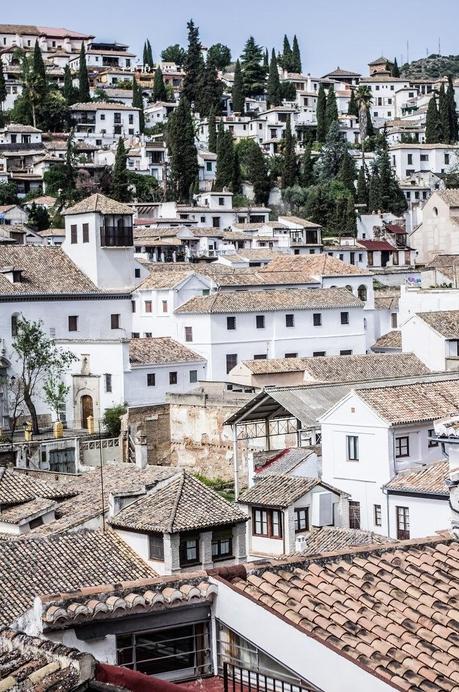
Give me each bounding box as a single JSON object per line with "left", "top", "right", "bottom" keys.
{"left": 316, "top": 83, "right": 327, "bottom": 142}
{"left": 168, "top": 95, "right": 198, "bottom": 202}
{"left": 0, "top": 59, "right": 5, "bottom": 126}
{"left": 391, "top": 57, "right": 400, "bottom": 78}
{"left": 232, "top": 59, "right": 245, "bottom": 113}
{"left": 282, "top": 35, "right": 293, "bottom": 72}
{"left": 347, "top": 89, "right": 358, "bottom": 117}
{"left": 338, "top": 149, "right": 356, "bottom": 193}
{"left": 368, "top": 166, "right": 381, "bottom": 212}
{"left": 300, "top": 145, "right": 314, "bottom": 187}
{"left": 356, "top": 163, "right": 369, "bottom": 209}
{"left": 197, "top": 55, "right": 223, "bottom": 117}
{"left": 267, "top": 49, "right": 281, "bottom": 107}
{"left": 345, "top": 195, "right": 356, "bottom": 235}
{"left": 215, "top": 123, "right": 234, "bottom": 190}
{"left": 143, "top": 39, "right": 153, "bottom": 69}
{"left": 240, "top": 36, "right": 265, "bottom": 97}
{"left": 132, "top": 77, "right": 144, "bottom": 133}
{"left": 208, "top": 107, "right": 217, "bottom": 153}
{"left": 112, "top": 138, "right": 130, "bottom": 202}
{"left": 425, "top": 93, "right": 442, "bottom": 143}
{"left": 317, "top": 121, "right": 347, "bottom": 180}
{"left": 246, "top": 142, "right": 270, "bottom": 204}
{"left": 439, "top": 83, "right": 450, "bottom": 144}
{"left": 183, "top": 19, "right": 204, "bottom": 106}
{"left": 447, "top": 76, "right": 458, "bottom": 143}
{"left": 281, "top": 115, "right": 297, "bottom": 188}
{"left": 325, "top": 85, "right": 338, "bottom": 131}
{"left": 78, "top": 43, "right": 90, "bottom": 102}
{"left": 153, "top": 66, "right": 168, "bottom": 102}
{"left": 291, "top": 35, "right": 301, "bottom": 73}
{"left": 232, "top": 147, "right": 242, "bottom": 193}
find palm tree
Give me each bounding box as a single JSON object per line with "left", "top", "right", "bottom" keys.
{"left": 355, "top": 85, "right": 373, "bottom": 161}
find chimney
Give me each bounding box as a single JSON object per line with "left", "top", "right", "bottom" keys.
{"left": 433, "top": 416, "right": 459, "bottom": 536}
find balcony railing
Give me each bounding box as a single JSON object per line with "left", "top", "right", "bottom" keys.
{"left": 100, "top": 225, "right": 133, "bottom": 247}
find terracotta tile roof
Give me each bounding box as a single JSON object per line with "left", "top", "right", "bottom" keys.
{"left": 29, "top": 195, "right": 57, "bottom": 206}
{"left": 109, "top": 471, "right": 247, "bottom": 533}
{"left": 175, "top": 288, "right": 363, "bottom": 314}
{"left": 0, "top": 469, "right": 76, "bottom": 509}
{"left": 425, "top": 254, "right": 459, "bottom": 281}
{"left": 374, "top": 286, "right": 400, "bottom": 310}
{"left": 437, "top": 188, "right": 459, "bottom": 207}
{"left": 0, "top": 627, "right": 96, "bottom": 689}
{"left": 417, "top": 310, "right": 459, "bottom": 338}
{"left": 384, "top": 461, "right": 449, "bottom": 497}
{"left": 371, "top": 330, "right": 401, "bottom": 350}
{"left": 64, "top": 193, "right": 133, "bottom": 216}
{"left": 284, "top": 526, "right": 396, "bottom": 556}
{"left": 129, "top": 337, "right": 205, "bottom": 366}
{"left": 0, "top": 529, "right": 155, "bottom": 626}
{"left": 2, "top": 124, "right": 42, "bottom": 133}
{"left": 41, "top": 574, "right": 218, "bottom": 629}
{"left": 137, "top": 270, "right": 195, "bottom": 289}
{"left": 356, "top": 378, "right": 459, "bottom": 425}
{"left": 224, "top": 249, "right": 284, "bottom": 262}
{"left": 0, "top": 497, "right": 58, "bottom": 525}
{"left": 241, "top": 353, "right": 428, "bottom": 380}
{"left": 254, "top": 448, "right": 319, "bottom": 476}
{"left": 70, "top": 102, "right": 139, "bottom": 111}
{"left": 0, "top": 246, "right": 100, "bottom": 296}
{"left": 238, "top": 474, "right": 346, "bottom": 508}
{"left": 278, "top": 215, "right": 322, "bottom": 228}
{"left": 262, "top": 254, "right": 367, "bottom": 277}
{"left": 358, "top": 239, "right": 396, "bottom": 251}
{"left": 323, "top": 67, "right": 361, "bottom": 78}
{"left": 228, "top": 536, "right": 459, "bottom": 692}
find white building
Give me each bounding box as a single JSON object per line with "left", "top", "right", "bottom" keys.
{"left": 402, "top": 310, "right": 459, "bottom": 371}
{"left": 410, "top": 189, "right": 459, "bottom": 264}
{"left": 390, "top": 143, "right": 459, "bottom": 180}
{"left": 70, "top": 103, "right": 141, "bottom": 146}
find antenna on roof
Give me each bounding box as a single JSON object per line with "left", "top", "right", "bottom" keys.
{"left": 438, "top": 37, "right": 441, "bottom": 55}
{"left": 406, "top": 40, "right": 410, "bottom": 64}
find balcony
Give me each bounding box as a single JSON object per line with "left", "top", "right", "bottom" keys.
{"left": 100, "top": 225, "right": 133, "bottom": 247}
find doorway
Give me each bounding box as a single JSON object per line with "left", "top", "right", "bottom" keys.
{"left": 81, "top": 395, "right": 94, "bottom": 429}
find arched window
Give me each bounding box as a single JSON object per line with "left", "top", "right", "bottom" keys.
{"left": 358, "top": 285, "right": 368, "bottom": 302}
{"left": 433, "top": 206, "right": 438, "bottom": 216}
{"left": 345, "top": 285, "right": 353, "bottom": 293}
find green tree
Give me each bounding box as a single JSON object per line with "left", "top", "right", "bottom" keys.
{"left": 325, "top": 85, "right": 338, "bottom": 131}
{"left": 0, "top": 59, "right": 5, "bottom": 126}
{"left": 103, "top": 404, "right": 126, "bottom": 437}
{"left": 391, "top": 57, "right": 400, "bottom": 78}
{"left": 43, "top": 378, "right": 70, "bottom": 422}
{"left": 32, "top": 40, "right": 47, "bottom": 99}
{"left": 128, "top": 171, "right": 160, "bottom": 202}
{"left": 338, "top": 148, "right": 356, "bottom": 193}
{"left": 300, "top": 145, "right": 314, "bottom": 187}
{"left": 425, "top": 93, "right": 442, "bottom": 143}
{"left": 344, "top": 195, "right": 356, "bottom": 234}
{"left": 232, "top": 147, "right": 242, "bottom": 193}
{"left": 161, "top": 44, "right": 186, "bottom": 66}
{"left": 267, "top": 49, "right": 281, "bottom": 107}
{"left": 132, "top": 77, "right": 144, "bottom": 132}
{"left": 197, "top": 55, "right": 223, "bottom": 117}
{"left": 63, "top": 64, "right": 77, "bottom": 105}
{"left": 281, "top": 115, "right": 297, "bottom": 188}
{"left": 439, "top": 83, "right": 450, "bottom": 143}
{"left": 279, "top": 81, "right": 297, "bottom": 101}
{"left": 152, "top": 66, "right": 168, "bottom": 102}
{"left": 304, "top": 183, "right": 335, "bottom": 227}
{"left": 368, "top": 164, "right": 381, "bottom": 212}
{"left": 316, "top": 121, "right": 347, "bottom": 180}
{"left": 208, "top": 106, "right": 217, "bottom": 152}
{"left": 263, "top": 48, "right": 269, "bottom": 73}
{"left": 347, "top": 89, "right": 358, "bottom": 116}
{"left": 143, "top": 39, "right": 153, "bottom": 69}
{"left": 232, "top": 59, "right": 245, "bottom": 113}
{"left": 316, "top": 83, "right": 327, "bottom": 142}
{"left": 168, "top": 95, "right": 198, "bottom": 202}
{"left": 291, "top": 35, "right": 301, "bottom": 73}
{"left": 27, "top": 202, "right": 50, "bottom": 231}
{"left": 281, "top": 35, "right": 293, "bottom": 72}
{"left": 240, "top": 36, "right": 265, "bottom": 96}
{"left": 13, "top": 318, "right": 76, "bottom": 434}
{"left": 355, "top": 85, "right": 373, "bottom": 159}
{"left": 447, "top": 75, "right": 458, "bottom": 143}
{"left": 356, "top": 163, "right": 369, "bottom": 209}
{"left": 240, "top": 140, "right": 270, "bottom": 204}
{"left": 0, "top": 181, "right": 18, "bottom": 205}
{"left": 78, "top": 43, "right": 90, "bottom": 102}
{"left": 183, "top": 19, "right": 204, "bottom": 106}
{"left": 215, "top": 123, "right": 234, "bottom": 190}
{"left": 207, "top": 43, "right": 231, "bottom": 70}
{"left": 111, "top": 138, "right": 130, "bottom": 202}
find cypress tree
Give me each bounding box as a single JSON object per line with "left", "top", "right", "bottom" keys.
{"left": 112, "top": 138, "right": 130, "bottom": 202}
{"left": 347, "top": 89, "right": 358, "bottom": 117}
{"left": 345, "top": 195, "right": 356, "bottom": 235}
{"left": 391, "top": 57, "right": 400, "bottom": 78}
{"left": 240, "top": 36, "right": 265, "bottom": 97}
{"left": 281, "top": 115, "right": 297, "bottom": 188}
{"left": 263, "top": 48, "right": 269, "bottom": 73}
{"left": 0, "top": 59, "right": 5, "bottom": 127}
{"left": 33, "top": 41, "right": 46, "bottom": 82}
{"left": 197, "top": 55, "right": 223, "bottom": 117}
{"left": 246, "top": 142, "right": 270, "bottom": 204}
{"left": 232, "top": 59, "right": 245, "bottom": 113}
{"left": 63, "top": 65, "right": 74, "bottom": 103}
{"left": 267, "top": 49, "right": 281, "bottom": 107}
{"left": 378, "top": 141, "right": 393, "bottom": 211}
{"left": 316, "top": 83, "right": 327, "bottom": 142}
{"left": 356, "top": 163, "right": 369, "bottom": 209}
{"left": 153, "top": 66, "right": 168, "bottom": 102}
{"left": 439, "top": 83, "right": 450, "bottom": 143}
{"left": 78, "top": 43, "right": 90, "bottom": 102}
{"left": 317, "top": 121, "right": 346, "bottom": 180}
{"left": 215, "top": 123, "right": 234, "bottom": 190}
{"left": 368, "top": 166, "right": 381, "bottom": 213}
{"left": 300, "top": 145, "right": 314, "bottom": 187}
{"left": 143, "top": 42, "right": 148, "bottom": 68}
{"left": 143, "top": 39, "right": 153, "bottom": 69}
{"left": 183, "top": 19, "right": 204, "bottom": 106}
{"left": 425, "top": 94, "right": 442, "bottom": 143}
{"left": 325, "top": 85, "right": 338, "bottom": 131}
{"left": 338, "top": 149, "right": 356, "bottom": 193}
{"left": 208, "top": 107, "right": 217, "bottom": 153}
{"left": 282, "top": 35, "right": 293, "bottom": 72}
{"left": 447, "top": 76, "right": 458, "bottom": 143}
{"left": 291, "top": 35, "right": 301, "bottom": 73}
{"left": 168, "top": 95, "right": 198, "bottom": 202}
{"left": 132, "top": 77, "right": 144, "bottom": 133}
{"left": 232, "top": 147, "right": 242, "bottom": 193}
{"left": 366, "top": 110, "right": 374, "bottom": 137}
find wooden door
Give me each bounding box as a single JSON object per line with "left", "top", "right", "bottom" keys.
{"left": 81, "top": 395, "right": 93, "bottom": 429}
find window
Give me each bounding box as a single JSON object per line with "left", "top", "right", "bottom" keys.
{"left": 135, "top": 267, "right": 141, "bottom": 278}
{"left": 347, "top": 435, "right": 359, "bottom": 461}
{"left": 313, "top": 313, "right": 322, "bottom": 326}
{"left": 169, "top": 371, "right": 178, "bottom": 385}
{"left": 179, "top": 535, "right": 200, "bottom": 565}
{"left": 349, "top": 501, "right": 361, "bottom": 529}
{"left": 212, "top": 217, "right": 221, "bottom": 228}
{"left": 206, "top": 161, "right": 212, "bottom": 172}
{"left": 100, "top": 113, "right": 106, "bottom": 120}
{"left": 420, "top": 154, "right": 428, "bottom": 162}
{"left": 68, "top": 315, "right": 78, "bottom": 332}
{"left": 131, "top": 300, "right": 136, "bottom": 313}
{"left": 212, "top": 529, "right": 233, "bottom": 559}
{"left": 189, "top": 369, "right": 198, "bottom": 383}
{"left": 114, "top": 112, "right": 121, "bottom": 123}
{"left": 104, "top": 374, "right": 112, "bottom": 393}
{"left": 396, "top": 506, "right": 410, "bottom": 540}
{"left": 285, "top": 314, "right": 294, "bottom": 327}
{"left": 132, "top": 332, "right": 140, "bottom": 338}
{"left": 407, "top": 153, "right": 413, "bottom": 165}
{"left": 111, "top": 314, "right": 120, "bottom": 329}
{"left": 147, "top": 373, "right": 156, "bottom": 386}
{"left": 144, "top": 332, "right": 152, "bottom": 338}
{"left": 185, "top": 326, "right": 193, "bottom": 342}
{"left": 128, "top": 114, "right": 134, "bottom": 125}
{"left": 81, "top": 223, "right": 89, "bottom": 243}
{"left": 428, "top": 429, "right": 439, "bottom": 447}
{"left": 144, "top": 300, "right": 152, "bottom": 313}
{"left": 253, "top": 354, "right": 267, "bottom": 359}
{"left": 218, "top": 197, "right": 225, "bottom": 206}
{"left": 284, "top": 352, "right": 298, "bottom": 358}
{"left": 395, "top": 436, "right": 409, "bottom": 458}
{"left": 340, "top": 311, "right": 349, "bottom": 325}
{"left": 358, "top": 285, "right": 367, "bottom": 301}
{"left": 11, "top": 314, "right": 18, "bottom": 337}
{"left": 70, "top": 224, "right": 77, "bottom": 244}
{"left": 149, "top": 534, "right": 164, "bottom": 560}
{"left": 226, "top": 353, "right": 237, "bottom": 373}
{"left": 29, "top": 516, "right": 44, "bottom": 530}
{"left": 294, "top": 508, "right": 309, "bottom": 532}
{"left": 256, "top": 315, "right": 265, "bottom": 329}
{"left": 374, "top": 504, "right": 382, "bottom": 527}
{"left": 227, "top": 316, "right": 236, "bottom": 330}
{"left": 313, "top": 351, "right": 325, "bottom": 357}
{"left": 340, "top": 349, "right": 352, "bottom": 355}
{"left": 162, "top": 300, "right": 168, "bottom": 313}
{"left": 445, "top": 153, "right": 450, "bottom": 165}
{"left": 252, "top": 508, "right": 282, "bottom": 538}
